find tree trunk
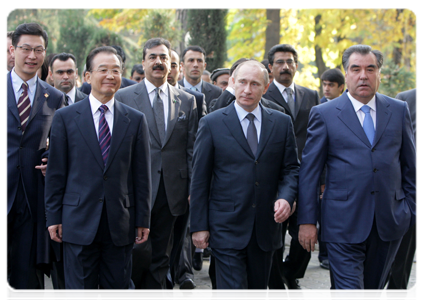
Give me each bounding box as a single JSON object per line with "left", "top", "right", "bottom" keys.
{"left": 314, "top": 14, "right": 326, "bottom": 98}
{"left": 176, "top": 9, "right": 188, "bottom": 55}
{"left": 264, "top": 9, "right": 280, "bottom": 60}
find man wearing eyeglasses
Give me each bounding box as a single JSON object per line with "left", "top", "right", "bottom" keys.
{"left": 264, "top": 44, "right": 319, "bottom": 289}
{"left": 7, "top": 22, "right": 66, "bottom": 289}
{"left": 48, "top": 53, "right": 87, "bottom": 105}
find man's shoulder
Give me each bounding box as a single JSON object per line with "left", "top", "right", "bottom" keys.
{"left": 38, "top": 80, "right": 64, "bottom": 99}
{"left": 395, "top": 89, "right": 416, "bottom": 101}
{"left": 203, "top": 81, "right": 223, "bottom": 94}
{"left": 115, "top": 81, "right": 141, "bottom": 97}
{"left": 116, "top": 100, "right": 146, "bottom": 119}
{"left": 295, "top": 84, "right": 318, "bottom": 95}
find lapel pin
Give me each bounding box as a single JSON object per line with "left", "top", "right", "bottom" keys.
{"left": 172, "top": 99, "right": 177, "bottom": 104}
{"left": 44, "top": 93, "right": 49, "bottom": 98}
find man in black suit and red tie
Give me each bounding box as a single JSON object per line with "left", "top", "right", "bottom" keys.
{"left": 264, "top": 43, "right": 320, "bottom": 289}
{"left": 7, "top": 22, "right": 66, "bottom": 289}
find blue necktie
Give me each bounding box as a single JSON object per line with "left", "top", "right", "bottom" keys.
{"left": 246, "top": 113, "right": 258, "bottom": 155}
{"left": 190, "top": 86, "right": 198, "bottom": 92}
{"left": 98, "top": 105, "right": 111, "bottom": 165}
{"left": 360, "top": 105, "right": 375, "bottom": 144}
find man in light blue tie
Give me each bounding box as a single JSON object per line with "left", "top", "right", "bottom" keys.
{"left": 297, "top": 44, "right": 415, "bottom": 289}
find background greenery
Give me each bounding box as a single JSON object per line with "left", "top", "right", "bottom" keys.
{"left": 7, "top": 9, "right": 416, "bottom": 98}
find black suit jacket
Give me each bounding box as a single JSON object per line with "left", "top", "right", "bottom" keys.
{"left": 395, "top": 89, "right": 416, "bottom": 137}
{"left": 176, "top": 83, "right": 207, "bottom": 123}
{"left": 45, "top": 98, "right": 152, "bottom": 247}
{"left": 74, "top": 88, "right": 87, "bottom": 103}
{"left": 264, "top": 82, "right": 319, "bottom": 160}
{"left": 209, "top": 89, "right": 285, "bottom": 114}
{"left": 178, "top": 79, "right": 222, "bottom": 109}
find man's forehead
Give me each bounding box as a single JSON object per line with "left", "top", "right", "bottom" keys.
{"left": 348, "top": 52, "right": 377, "bottom": 66}
{"left": 53, "top": 59, "right": 76, "bottom": 68}
{"left": 185, "top": 50, "right": 204, "bottom": 59}
{"left": 146, "top": 45, "right": 169, "bottom": 55}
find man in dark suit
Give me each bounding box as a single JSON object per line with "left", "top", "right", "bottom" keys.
{"left": 298, "top": 45, "right": 415, "bottom": 289}
{"left": 45, "top": 46, "right": 151, "bottom": 289}
{"left": 384, "top": 88, "right": 416, "bottom": 289}
{"left": 48, "top": 52, "right": 87, "bottom": 105}
{"left": 264, "top": 44, "right": 320, "bottom": 289}
{"left": 7, "top": 22, "right": 66, "bottom": 289}
{"left": 190, "top": 60, "right": 300, "bottom": 289}
{"left": 178, "top": 45, "right": 222, "bottom": 109}
{"left": 320, "top": 68, "right": 345, "bottom": 104}
{"left": 115, "top": 38, "right": 198, "bottom": 289}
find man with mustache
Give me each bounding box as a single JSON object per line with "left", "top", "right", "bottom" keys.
{"left": 49, "top": 53, "right": 87, "bottom": 105}
{"left": 263, "top": 44, "right": 319, "bottom": 289}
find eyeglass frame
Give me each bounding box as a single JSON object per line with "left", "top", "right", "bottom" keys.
{"left": 15, "top": 45, "right": 46, "bottom": 55}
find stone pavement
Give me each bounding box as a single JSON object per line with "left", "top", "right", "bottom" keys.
{"left": 44, "top": 235, "right": 416, "bottom": 290}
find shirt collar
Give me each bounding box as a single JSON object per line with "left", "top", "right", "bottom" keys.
{"left": 11, "top": 68, "right": 38, "bottom": 94}
{"left": 144, "top": 78, "right": 168, "bottom": 98}
{"left": 183, "top": 77, "right": 202, "bottom": 92}
{"left": 273, "top": 79, "right": 295, "bottom": 96}
{"left": 89, "top": 94, "right": 115, "bottom": 116}
{"left": 347, "top": 90, "right": 376, "bottom": 113}
{"left": 234, "top": 101, "right": 262, "bottom": 124}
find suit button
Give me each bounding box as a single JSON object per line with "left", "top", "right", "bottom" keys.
{"left": 17, "top": 127, "right": 21, "bottom": 130}
{"left": 99, "top": 199, "right": 103, "bottom": 203}
{"left": 255, "top": 161, "right": 258, "bottom": 165}
{"left": 158, "top": 170, "right": 161, "bottom": 174}
{"left": 373, "top": 168, "right": 378, "bottom": 173}
{"left": 252, "top": 203, "right": 256, "bottom": 208}
{"left": 17, "top": 165, "right": 20, "bottom": 169}
{"left": 19, "top": 146, "right": 23, "bottom": 149}
{"left": 103, "top": 175, "right": 108, "bottom": 180}
{"left": 255, "top": 182, "right": 259, "bottom": 186}
{"left": 372, "top": 148, "right": 375, "bottom": 152}
{"left": 371, "top": 191, "right": 375, "bottom": 195}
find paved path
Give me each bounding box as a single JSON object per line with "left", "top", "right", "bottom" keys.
{"left": 5, "top": 249, "right": 420, "bottom": 300}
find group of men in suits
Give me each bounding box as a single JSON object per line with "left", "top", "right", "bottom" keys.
{"left": 7, "top": 21, "right": 415, "bottom": 290}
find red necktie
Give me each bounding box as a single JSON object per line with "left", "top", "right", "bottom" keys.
{"left": 17, "top": 82, "right": 31, "bottom": 132}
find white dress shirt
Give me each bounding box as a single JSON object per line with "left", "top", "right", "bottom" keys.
{"left": 347, "top": 92, "right": 377, "bottom": 129}
{"left": 234, "top": 101, "right": 262, "bottom": 142}
{"left": 273, "top": 80, "right": 296, "bottom": 103}
{"left": 11, "top": 68, "right": 37, "bottom": 106}
{"left": 89, "top": 95, "right": 114, "bottom": 139}
{"left": 66, "top": 86, "right": 77, "bottom": 105}
{"left": 144, "top": 78, "right": 169, "bottom": 130}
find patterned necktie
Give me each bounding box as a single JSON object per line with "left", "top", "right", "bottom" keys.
{"left": 17, "top": 82, "right": 31, "bottom": 132}
{"left": 98, "top": 105, "right": 111, "bottom": 165}
{"left": 360, "top": 105, "right": 375, "bottom": 145}
{"left": 153, "top": 87, "right": 166, "bottom": 145}
{"left": 246, "top": 113, "right": 258, "bottom": 155}
{"left": 285, "top": 87, "right": 296, "bottom": 119}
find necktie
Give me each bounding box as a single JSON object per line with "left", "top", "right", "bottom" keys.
{"left": 98, "top": 105, "right": 111, "bottom": 165}
{"left": 246, "top": 113, "right": 258, "bottom": 155}
{"left": 360, "top": 105, "right": 375, "bottom": 144}
{"left": 286, "top": 87, "right": 296, "bottom": 119}
{"left": 17, "top": 82, "right": 31, "bottom": 132}
{"left": 153, "top": 87, "right": 166, "bottom": 145}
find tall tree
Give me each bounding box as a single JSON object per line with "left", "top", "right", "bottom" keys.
{"left": 186, "top": 9, "right": 228, "bottom": 72}
{"left": 264, "top": 9, "right": 280, "bottom": 60}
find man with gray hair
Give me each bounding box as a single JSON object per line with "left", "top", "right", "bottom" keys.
{"left": 190, "top": 60, "right": 300, "bottom": 289}
{"left": 297, "top": 44, "right": 415, "bottom": 289}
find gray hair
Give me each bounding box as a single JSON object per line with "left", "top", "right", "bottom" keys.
{"left": 342, "top": 44, "right": 383, "bottom": 73}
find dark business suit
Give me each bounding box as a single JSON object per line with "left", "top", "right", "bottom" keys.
{"left": 190, "top": 102, "right": 300, "bottom": 288}
{"left": 385, "top": 88, "right": 416, "bottom": 289}
{"left": 264, "top": 82, "right": 319, "bottom": 288}
{"left": 45, "top": 98, "right": 151, "bottom": 289}
{"left": 7, "top": 71, "right": 65, "bottom": 289}
{"left": 298, "top": 91, "right": 415, "bottom": 289}
{"left": 320, "top": 96, "right": 328, "bottom": 103}
{"left": 115, "top": 80, "right": 197, "bottom": 288}
{"left": 178, "top": 78, "right": 222, "bottom": 109}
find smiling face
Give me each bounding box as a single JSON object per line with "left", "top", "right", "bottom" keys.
{"left": 345, "top": 52, "right": 380, "bottom": 104}
{"left": 10, "top": 34, "right": 46, "bottom": 81}
{"left": 234, "top": 62, "right": 269, "bottom": 112}
{"left": 86, "top": 52, "right": 122, "bottom": 103}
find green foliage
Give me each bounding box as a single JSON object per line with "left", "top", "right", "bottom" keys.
{"left": 187, "top": 9, "right": 228, "bottom": 72}
{"left": 379, "top": 60, "right": 415, "bottom": 98}
{"left": 139, "top": 9, "right": 181, "bottom": 47}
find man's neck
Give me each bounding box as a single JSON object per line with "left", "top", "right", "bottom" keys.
{"left": 14, "top": 69, "right": 36, "bottom": 82}
{"left": 185, "top": 76, "right": 201, "bottom": 86}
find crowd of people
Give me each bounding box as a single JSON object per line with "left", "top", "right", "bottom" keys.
{"left": 7, "top": 21, "right": 416, "bottom": 290}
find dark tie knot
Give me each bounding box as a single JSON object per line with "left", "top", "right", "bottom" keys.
{"left": 361, "top": 105, "right": 371, "bottom": 114}
{"left": 21, "top": 82, "right": 28, "bottom": 91}
{"left": 99, "top": 105, "right": 108, "bottom": 114}
{"left": 246, "top": 113, "right": 255, "bottom": 122}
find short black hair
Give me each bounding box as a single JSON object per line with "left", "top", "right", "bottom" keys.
{"left": 321, "top": 68, "right": 345, "bottom": 86}
{"left": 49, "top": 53, "right": 77, "bottom": 70}
{"left": 181, "top": 45, "right": 206, "bottom": 63}
{"left": 230, "top": 58, "right": 250, "bottom": 76}
{"left": 261, "top": 59, "right": 271, "bottom": 73}
{"left": 142, "top": 38, "right": 171, "bottom": 60}
{"left": 131, "top": 64, "right": 144, "bottom": 77}
{"left": 342, "top": 44, "right": 383, "bottom": 72}
{"left": 86, "top": 46, "right": 122, "bottom": 72}
{"left": 7, "top": 31, "right": 14, "bottom": 39}
{"left": 12, "top": 22, "right": 48, "bottom": 49}
{"left": 268, "top": 44, "right": 298, "bottom": 65}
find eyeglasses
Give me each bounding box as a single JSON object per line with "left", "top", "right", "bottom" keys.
{"left": 16, "top": 45, "right": 45, "bottom": 55}
{"left": 92, "top": 68, "right": 122, "bottom": 76}
{"left": 274, "top": 59, "right": 295, "bottom": 66}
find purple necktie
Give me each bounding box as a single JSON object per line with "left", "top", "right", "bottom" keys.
{"left": 98, "top": 105, "right": 111, "bottom": 165}
{"left": 17, "top": 82, "right": 31, "bottom": 132}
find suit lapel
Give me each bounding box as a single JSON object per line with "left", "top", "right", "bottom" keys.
{"left": 164, "top": 84, "right": 180, "bottom": 147}
{"left": 267, "top": 83, "right": 291, "bottom": 116}
{"left": 104, "top": 101, "right": 130, "bottom": 172}
{"left": 336, "top": 93, "right": 372, "bottom": 147}
{"left": 27, "top": 80, "right": 48, "bottom": 126}
{"left": 294, "top": 85, "right": 304, "bottom": 119}
{"left": 373, "top": 93, "right": 392, "bottom": 146}
{"left": 7, "top": 72, "right": 20, "bottom": 123}
{"left": 255, "top": 105, "right": 275, "bottom": 159}
{"left": 222, "top": 103, "right": 254, "bottom": 158}
{"left": 75, "top": 99, "right": 104, "bottom": 170}
{"left": 134, "top": 81, "right": 162, "bottom": 146}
